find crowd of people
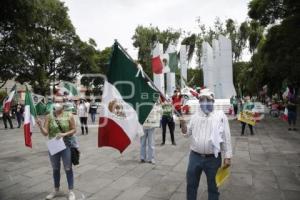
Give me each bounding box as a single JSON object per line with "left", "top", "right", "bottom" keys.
{"left": 1, "top": 87, "right": 298, "bottom": 200}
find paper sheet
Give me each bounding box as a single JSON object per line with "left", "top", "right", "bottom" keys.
{"left": 47, "top": 138, "right": 66, "bottom": 156}
{"left": 216, "top": 166, "right": 230, "bottom": 187}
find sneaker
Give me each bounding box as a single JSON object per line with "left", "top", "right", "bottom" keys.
{"left": 140, "top": 159, "right": 145, "bottom": 163}
{"left": 160, "top": 142, "right": 165, "bottom": 146}
{"left": 172, "top": 142, "right": 176, "bottom": 146}
{"left": 46, "top": 191, "right": 59, "bottom": 199}
{"left": 147, "top": 160, "right": 156, "bottom": 165}
{"left": 288, "top": 128, "right": 292, "bottom": 131}
{"left": 68, "top": 191, "right": 76, "bottom": 200}
{"left": 293, "top": 128, "right": 297, "bottom": 131}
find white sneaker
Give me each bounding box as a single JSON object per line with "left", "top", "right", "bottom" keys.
{"left": 68, "top": 191, "right": 76, "bottom": 200}
{"left": 46, "top": 191, "right": 59, "bottom": 199}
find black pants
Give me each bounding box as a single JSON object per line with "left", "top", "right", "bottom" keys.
{"left": 16, "top": 113, "right": 23, "bottom": 128}
{"left": 3, "top": 113, "right": 13, "bottom": 129}
{"left": 241, "top": 122, "right": 253, "bottom": 135}
{"left": 161, "top": 116, "right": 175, "bottom": 144}
{"left": 80, "top": 117, "right": 88, "bottom": 134}
{"left": 233, "top": 105, "right": 238, "bottom": 115}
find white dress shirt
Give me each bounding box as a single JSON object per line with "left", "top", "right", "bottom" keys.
{"left": 186, "top": 109, "right": 232, "bottom": 158}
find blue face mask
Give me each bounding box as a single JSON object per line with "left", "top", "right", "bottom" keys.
{"left": 200, "top": 101, "right": 214, "bottom": 114}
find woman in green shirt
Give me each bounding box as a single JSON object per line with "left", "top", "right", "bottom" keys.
{"left": 37, "top": 98, "right": 76, "bottom": 200}
{"left": 161, "top": 98, "right": 176, "bottom": 145}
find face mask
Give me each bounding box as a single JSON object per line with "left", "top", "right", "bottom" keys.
{"left": 200, "top": 101, "right": 214, "bottom": 114}
{"left": 53, "top": 103, "right": 63, "bottom": 111}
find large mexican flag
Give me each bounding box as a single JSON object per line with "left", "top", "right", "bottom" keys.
{"left": 98, "top": 42, "right": 160, "bottom": 153}
{"left": 24, "top": 86, "right": 37, "bottom": 148}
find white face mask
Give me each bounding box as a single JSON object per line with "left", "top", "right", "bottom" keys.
{"left": 53, "top": 103, "right": 63, "bottom": 111}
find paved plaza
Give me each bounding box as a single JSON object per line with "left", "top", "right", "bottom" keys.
{"left": 0, "top": 115, "right": 300, "bottom": 200}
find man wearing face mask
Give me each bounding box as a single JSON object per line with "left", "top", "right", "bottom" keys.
{"left": 181, "top": 89, "right": 232, "bottom": 200}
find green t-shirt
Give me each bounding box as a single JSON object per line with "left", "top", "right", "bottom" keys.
{"left": 48, "top": 111, "right": 71, "bottom": 139}
{"left": 48, "top": 111, "right": 77, "bottom": 147}
{"left": 162, "top": 104, "right": 172, "bottom": 117}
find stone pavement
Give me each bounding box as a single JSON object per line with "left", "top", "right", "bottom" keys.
{"left": 0, "top": 115, "right": 300, "bottom": 200}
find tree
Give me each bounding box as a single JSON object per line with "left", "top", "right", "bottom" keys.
{"left": 0, "top": 0, "right": 103, "bottom": 95}
{"left": 248, "top": 0, "right": 300, "bottom": 93}
{"left": 248, "top": 20, "right": 264, "bottom": 54}
{"left": 195, "top": 18, "right": 252, "bottom": 66}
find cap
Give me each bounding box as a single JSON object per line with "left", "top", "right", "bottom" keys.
{"left": 199, "top": 88, "right": 214, "bottom": 100}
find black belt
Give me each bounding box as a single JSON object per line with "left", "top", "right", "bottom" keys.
{"left": 192, "top": 151, "right": 220, "bottom": 158}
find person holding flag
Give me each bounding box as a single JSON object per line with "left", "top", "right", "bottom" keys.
{"left": 2, "top": 85, "right": 16, "bottom": 129}
{"left": 2, "top": 106, "right": 14, "bottom": 129}
{"left": 140, "top": 101, "right": 162, "bottom": 164}
{"left": 98, "top": 41, "right": 160, "bottom": 153}
{"left": 36, "top": 96, "right": 77, "bottom": 200}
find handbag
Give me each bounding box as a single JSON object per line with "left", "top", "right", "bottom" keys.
{"left": 54, "top": 114, "right": 80, "bottom": 165}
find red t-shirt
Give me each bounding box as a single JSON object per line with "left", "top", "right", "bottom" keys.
{"left": 172, "top": 95, "right": 183, "bottom": 111}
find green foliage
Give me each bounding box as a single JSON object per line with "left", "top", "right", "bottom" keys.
{"left": 0, "top": 91, "right": 8, "bottom": 103}
{"left": 195, "top": 18, "right": 253, "bottom": 66}
{"left": 187, "top": 68, "right": 203, "bottom": 87}
{"left": 0, "top": 0, "right": 104, "bottom": 95}
{"left": 248, "top": 0, "right": 300, "bottom": 94}
{"left": 181, "top": 34, "right": 196, "bottom": 62}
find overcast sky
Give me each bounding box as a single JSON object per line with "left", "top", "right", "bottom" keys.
{"left": 63, "top": 0, "right": 251, "bottom": 62}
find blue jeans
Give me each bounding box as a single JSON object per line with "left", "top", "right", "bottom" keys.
{"left": 186, "top": 151, "right": 221, "bottom": 200}
{"left": 140, "top": 128, "right": 155, "bottom": 162}
{"left": 49, "top": 147, "right": 74, "bottom": 190}
{"left": 91, "top": 113, "right": 96, "bottom": 123}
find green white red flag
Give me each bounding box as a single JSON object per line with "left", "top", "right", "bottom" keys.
{"left": 3, "top": 84, "right": 16, "bottom": 113}
{"left": 98, "top": 42, "right": 159, "bottom": 153}
{"left": 24, "top": 86, "right": 37, "bottom": 148}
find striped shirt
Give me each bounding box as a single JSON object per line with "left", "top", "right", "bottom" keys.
{"left": 186, "top": 109, "right": 232, "bottom": 158}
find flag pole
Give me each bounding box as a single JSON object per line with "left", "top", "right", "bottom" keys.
{"left": 114, "top": 40, "right": 169, "bottom": 101}
{"left": 114, "top": 40, "right": 186, "bottom": 125}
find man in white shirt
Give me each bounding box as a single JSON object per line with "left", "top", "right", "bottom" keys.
{"left": 181, "top": 89, "right": 232, "bottom": 200}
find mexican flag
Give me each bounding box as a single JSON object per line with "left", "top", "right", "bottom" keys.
{"left": 98, "top": 42, "right": 159, "bottom": 153}
{"left": 24, "top": 86, "right": 37, "bottom": 148}
{"left": 58, "top": 81, "right": 79, "bottom": 98}
{"left": 3, "top": 84, "right": 16, "bottom": 113}
{"left": 151, "top": 42, "right": 163, "bottom": 74}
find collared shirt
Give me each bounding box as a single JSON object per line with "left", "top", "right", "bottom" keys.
{"left": 186, "top": 109, "right": 232, "bottom": 158}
